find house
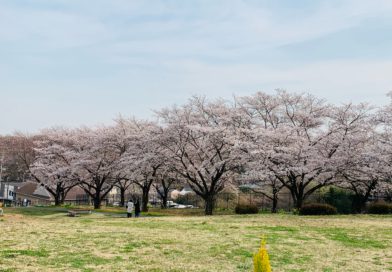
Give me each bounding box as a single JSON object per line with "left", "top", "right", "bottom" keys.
{"left": 0, "top": 182, "right": 16, "bottom": 205}
{"left": 64, "top": 186, "right": 90, "bottom": 205}
{"left": 239, "top": 183, "right": 263, "bottom": 192}
{"left": 15, "top": 182, "right": 53, "bottom": 206}
{"left": 170, "top": 186, "right": 196, "bottom": 200}
{"left": 107, "top": 186, "right": 121, "bottom": 205}
{"left": 65, "top": 186, "right": 123, "bottom": 206}
{"left": 179, "top": 185, "right": 194, "bottom": 196}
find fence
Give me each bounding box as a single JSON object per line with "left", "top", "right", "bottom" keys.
{"left": 71, "top": 188, "right": 391, "bottom": 212}
{"left": 169, "top": 190, "right": 391, "bottom": 212}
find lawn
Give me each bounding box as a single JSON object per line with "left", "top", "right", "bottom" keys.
{"left": 0, "top": 207, "right": 391, "bottom": 272}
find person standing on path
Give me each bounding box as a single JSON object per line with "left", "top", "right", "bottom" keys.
{"left": 126, "top": 200, "right": 134, "bottom": 218}
{"left": 135, "top": 199, "right": 141, "bottom": 218}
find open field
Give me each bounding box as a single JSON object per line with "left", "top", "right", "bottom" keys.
{"left": 0, "top": 207, "right": 391, "bottom": 272}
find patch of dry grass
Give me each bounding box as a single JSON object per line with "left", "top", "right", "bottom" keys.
{"left": 0, "top": 210, "right": 391, "bottom": 271}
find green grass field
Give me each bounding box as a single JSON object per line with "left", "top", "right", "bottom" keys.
{"left": 0, "top": 207, "right": 391, "bottom": 271}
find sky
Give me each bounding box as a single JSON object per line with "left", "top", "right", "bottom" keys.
{"left": 1, "top": 0, "right": 392, "bottom": 134}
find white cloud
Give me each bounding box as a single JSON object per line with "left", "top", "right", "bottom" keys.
{"left": 156, "top": 59, "right": 392, "bottom": 105}
{"left": 2, "top": 0, "right": 392, "bottom": 52}
{"left": 0, "top": 5, "right": 110, "bottom": 48}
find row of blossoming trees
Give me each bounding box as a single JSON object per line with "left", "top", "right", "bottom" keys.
{"left": 4, "top": 90, "right": 392, "bottom": 215}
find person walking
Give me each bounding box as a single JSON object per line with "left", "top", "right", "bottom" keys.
{"left": 135, "top": 199, "right": 141, "bottom": 218}
{"left": 126, "top": 200, "right": 134, "bottom": 218}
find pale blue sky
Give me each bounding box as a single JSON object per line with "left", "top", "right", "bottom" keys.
{"left": 1, "top": 0, "right": 392, "bottom": 134}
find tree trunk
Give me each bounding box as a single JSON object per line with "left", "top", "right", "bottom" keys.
{"left": 352, "top": 195, "right": 367, "bottom": 214}
{"left": 271, "top": 195, "right": 278, "bottom": 213}
{"left": 204, "top": 195, "right": 215, "bottom": 216}
{"left": 93, "top": 186, "right": 102, "bottom": 209}
{"left": 52, "top": 184, "right": 63, "bottom": 206}
{"left": 54, "top": 195, "right": 61, "bottom": 206}
{"left": 289, "top": 188, "right": 304, "bottom": 209}
{"left": 155, "top": 181, "right": 171, "bottom": 209}
{"left": 351, "top": 182, "right": 377, "bottom": 214}
{"left": 160, "top": 186, "right": 170, "bottom": 209}
{"left": 142, "top": 188, "right": 149, "bottom": 212}
{"left": 120, "top": 187, "right": 126, "bottom": 207}
{"left": 295, "top": 196, "right": 304, "bottom": 209}
{"left": 161, "top": 194, "right": 168, "bottom": 209}
{"left": 94, "top": 197, "right": 101, "bottom": 209}
{"left": 59, "top": 190, "right": 66, "bottom": 205}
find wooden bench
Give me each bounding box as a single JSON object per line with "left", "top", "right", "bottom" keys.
{"left": 67, "top": 209, "right": 92, "bottom": 217}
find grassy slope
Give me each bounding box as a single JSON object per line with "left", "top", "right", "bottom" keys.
{"left": 0, "top": 207, "right": 391, "bottom": 272}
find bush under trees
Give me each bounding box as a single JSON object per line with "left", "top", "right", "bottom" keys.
{"left": 299, "top": 203, "right": 337, "bottom": 215}
{"left": 235, "top": 203, "right": 259, "bottom": 214}
{"left": 367, "top": 202, "right": 392, "bottom": 214}
{"left": 175, "top": 194, "right": 200, "bottom": 206}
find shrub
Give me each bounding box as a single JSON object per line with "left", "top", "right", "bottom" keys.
{"left": 367, "top": 202, "right": 392, "bottom": 214}
{"left": 253, "top": 238, "right": 271, "bottom": 272}
{"left": 277, "top": 209, "right": 287, "bottom": 214}
{"left": 175, "top": 194, "right": 200, "bottom": 205}
{"left": 235, "top": 203, "right": 259, "bottom": 214}
{"left": 299, "top": 203, "right": 337, "bottom": 215}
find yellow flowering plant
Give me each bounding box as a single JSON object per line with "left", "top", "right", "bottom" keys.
{"left": 253, "top": 237, "right": 271, "bottom": 272}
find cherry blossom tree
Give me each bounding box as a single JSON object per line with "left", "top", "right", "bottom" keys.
{"left": 331, "top": 101, "right": 391, "bottom": 212}
{"left": 9, "top": 133, "right": 39, "bottom": 182}
{"left": 153, "top": 165, "right": 179, "bottom": 209}
{"left": 71, "top": 126, "right": 125, "bottom": 209}
{"left": 157, "top": 96, "right": 241, "bottom": 215}
{"left": 336, "top": 137, "right": 388, "bottom": 213}
{"left": 236, "top": 91, "right": 371, "bottom": 209}
{"left": 0, "top": 135, "right": 30, "bottom": 182}
{"left": 372, "top": 92, "right": 392, "bottom": 200}
{"left": 114, "top": 175, "right": 133, "bottom": 207}
{"left": 4, "top": 90, "right": 391, "bottom": 215}
{"left": 30, "top": 128, "right": 79, "bottom": 205}
{"left": 238, "top": 166, "right": 285, "bottom": 213}
{"left": 107, "top": 117, "right": 140, "bottom": 207}
{"left": 120, "top": 119, "right": 163, "bottom": 212}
